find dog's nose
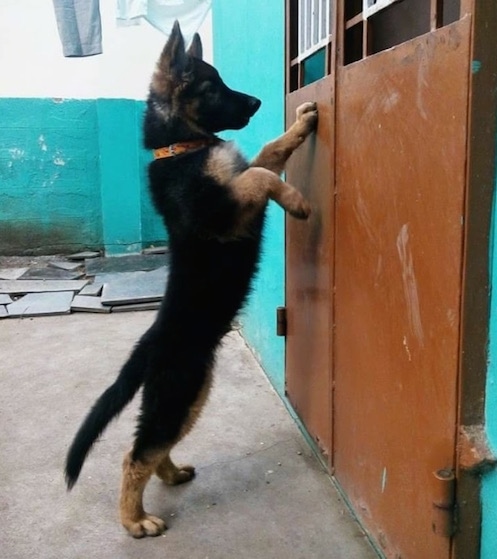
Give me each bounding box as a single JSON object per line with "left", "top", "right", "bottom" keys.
{"left": 247, "top": 96, "right": 262, "bottom": 115}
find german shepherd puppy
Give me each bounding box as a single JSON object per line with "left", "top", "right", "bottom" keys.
{"left": 65, "top": 21, "right": 317, "bottom": 538}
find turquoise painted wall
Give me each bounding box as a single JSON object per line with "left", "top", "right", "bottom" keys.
{"left": 482, "top": 167, "right": 497, "bottom": 558}
{"left": 0, "top": 98, "right": 102, "bottom": 254}
{"left": 0, "top": 98, "right": 166, "bottom": 255}
{"left": 212, "top": 1, "right": 286, "bottom": 393}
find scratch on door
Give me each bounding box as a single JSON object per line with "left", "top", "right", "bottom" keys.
{"left": 396, "top": 223, "right": 424, "bottom": 347}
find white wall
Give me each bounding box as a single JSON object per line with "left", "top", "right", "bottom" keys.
{"left": 0, "top": 0, "right": 212, "bottom": 100}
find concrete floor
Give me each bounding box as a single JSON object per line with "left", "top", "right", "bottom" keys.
{"left": 0, "top": 312, "right": 378, "bottom": 559}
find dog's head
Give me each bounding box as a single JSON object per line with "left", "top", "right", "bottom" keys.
{"left": 150, "top": 21, "right": 261, "bottom": 134}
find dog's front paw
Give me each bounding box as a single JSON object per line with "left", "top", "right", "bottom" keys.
{"left": 122, "top": 513, "right": 167, "bottom": 538}
{"left": 296, "top": 101, "right": 318, "bottom": 133}
{"left": 278, "top": 185, "right": 312, "bottom": 219}
{"left": 289, "top": 197, "right": 312, "bottom": 220}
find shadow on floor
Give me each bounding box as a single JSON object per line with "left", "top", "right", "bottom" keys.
{"left": 0, "top": 312, "right": 377, "bottom": 559}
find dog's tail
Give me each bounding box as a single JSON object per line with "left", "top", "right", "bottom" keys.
{"left": 65, "top": 340, "right": 149, "bottom": 489}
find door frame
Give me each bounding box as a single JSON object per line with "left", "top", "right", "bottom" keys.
{"left": 284, "top": 1, "right": 497, "bottom": 558}
{"left": 455, "top": 2, "right": 497, "bottom": 558}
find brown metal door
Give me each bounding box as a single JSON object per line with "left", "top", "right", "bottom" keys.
{"left": 285, "top": 76, "right": 334, "bottom": 462}
{"left": 333, "top": 17, "right": 471, "bottom": 559}
{"left": 285, "top": 2, "right": 475, "bottom": 557}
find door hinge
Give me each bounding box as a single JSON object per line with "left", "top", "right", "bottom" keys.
{"left": 431, "top": 469, "right": 457, "bottom": 538}
{"left": 276, "top": 306, "right": 287, "bottom": 337}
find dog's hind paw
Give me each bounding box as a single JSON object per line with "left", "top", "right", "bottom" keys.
{"left": 123, "top": 514, "right": 167, "bottom": 538}
{"left": 156, "top": 463, "right": 196, "bottom": 486}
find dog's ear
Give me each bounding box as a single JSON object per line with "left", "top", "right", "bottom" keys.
{"left": 187, "top": 33, "right": 203, "bottom": 60}
{"left": 158, "top": 20, "right": 189, "bottom": 77}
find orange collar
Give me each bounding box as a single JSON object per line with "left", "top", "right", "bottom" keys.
{"left": 153, "top": 139, "right": 216, "bottom": 159}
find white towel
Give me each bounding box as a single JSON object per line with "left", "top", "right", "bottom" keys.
{"left": 117, "top": 0, "right": 211, "bottom": 43}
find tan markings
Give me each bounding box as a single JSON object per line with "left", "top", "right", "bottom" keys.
{"left": 222, "top": 100, "right": 317, "bottom": 230}
{"left": 229, "top": 168, "right": 269, "bottom": 206}
{"left": 151, "top": 99, "right": 171, "bottom": 122}
{"left": 250, "top": 101, "right": 318, "bottom": 175}
{"left": 184, "top": 97, "right": 201, "bottom": 123}
{"left": 119, "top": 368, "right": 213, "bottom": 537}
{"left": 204, "top": 106, "right": 316, "bottom": 237}
{"left": 178, "top": 366, "right": 214, "bottom": 440}
{"left": 152, "top": 369, "right": 214, "bottom": 490}
{"left": 119, "top": 451, "right": 166, "bottom": 538}
{"left": 156, "top": 22, "right": 185, "bottom": 78}
{"left": 155, "top": 453, "right": 195, "bottom": 485}
{"left": 150, "top": 68, "right": 189, "bottom": 105}
{"left": 150, "top": 68, "right": 172, "bottom": 97}
{"left": 233, "top": 167, "right": 311, "bottom": 219}
{"left": 149, "top": 81, "right": 210, "bottom": 138}
{"left": 205, "top": 143, "right": 243, "bottom": 185}
{"left": 150, "top": 68, "right": 188, "bottom": 99}
{"left": 182, "top": 98, "right": 213, "bottom": 137}
{"left": 228, "top": 167, "right": 311, "bottom": 233}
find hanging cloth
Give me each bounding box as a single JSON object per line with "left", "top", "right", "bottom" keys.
{"left": 52, "top": 0, "right": 103, "bottom": 57}
{"left": 117, "top": 0, "right": 211, "bottom": 44}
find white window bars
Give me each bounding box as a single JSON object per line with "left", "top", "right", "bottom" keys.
{"left": 297, "top": 0, "right": 332, "bottom": 61}
{"left": 363, "top": 0, "right": 401, "bottom": 18}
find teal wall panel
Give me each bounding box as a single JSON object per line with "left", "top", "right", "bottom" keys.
{"left": 0, "top": 98, "right": 103, "bottom": 254}
{"left": 0, "top": 97, "right": 166, "bottom": 255}
{"left": 212, "top": 0, "right": 286, "bottom": 393}
{"left": 482, "top": 177, "right": 497, "bottom": 559}
{"left": 98, "top": 98, "right": 142, "bottom": 255}
{"left": 482, "top": 471, "right": 497, "bottom": 559}
{"left": 137, "top": 102, "right": 168, "bottom": 248}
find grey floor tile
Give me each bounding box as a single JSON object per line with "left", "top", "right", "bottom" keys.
{"left": 7, "top": 292, "right": 74, "bottom": 317}
{"left": 142, "top": 246, "right": 168, "bottom": 255}
{"left": 101, "top": 267, "right": 168, "bottom": 306}
{"left": 94, "top": 271, "right": 145, "bottom": 285}
{"left": 19, "top": 267, "right": 84, "bottom": 280}
{"left": 0, "top": 305, "right": 7, "bottom": 318}
{"left": 67, "top": 251, "right": 100, "bottom": 261}
{"left": 0, "top": 279, "right": 88, "bottom": 294}
{"left": 0, "top": 294, "right": 13, "bottom": 305}
{"left": 71, "top": 295, "right": 111, "bottom": 313}
{"left": 85, "top": 254, "right": 169, "bottom": 275}
{"left": 0, "top": 268, "right": 29, "bottom": 280}
{"left": 48, "top": 260, "right": 84, "bottom": 271}
{"left": 111, "top": 301, "right": 161, "bottom": 312}
{"left": 78, "top": 283, "right": 103, "bottom": 296}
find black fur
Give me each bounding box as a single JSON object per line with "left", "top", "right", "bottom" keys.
{"left": 65, "top": 23, "right": 265, "bottom": 487}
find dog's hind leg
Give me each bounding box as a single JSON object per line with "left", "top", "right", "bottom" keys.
{"left": 119, "top": 448, "right": 195, "bottom": 538}
{"left": 155, "top": 364, "right": 213, "bottom": 485}
{"left": 120, "top": 449, "right": 167, "bottom": 537}
{"left": 119, "top": 366, "right": 213, "bottom": 537}
{"left": 155, "top": 452, "right": 196, "bottom": 485}
{"left": 250, "top": 101, "right": 318, "bottom": 175}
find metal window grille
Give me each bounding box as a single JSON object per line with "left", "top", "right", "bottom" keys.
{"left": 298, "top": 0, "right": 332, "bottom": 61}
{"left": 363, "top": 0, "right": 401, "bottom": 18}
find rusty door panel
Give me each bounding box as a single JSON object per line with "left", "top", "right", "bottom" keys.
{"left": 285, "top": 77, "right": 334, "bottom": 461}
{"left": 333, "top": 18, "right": 470, "bottom": 559}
